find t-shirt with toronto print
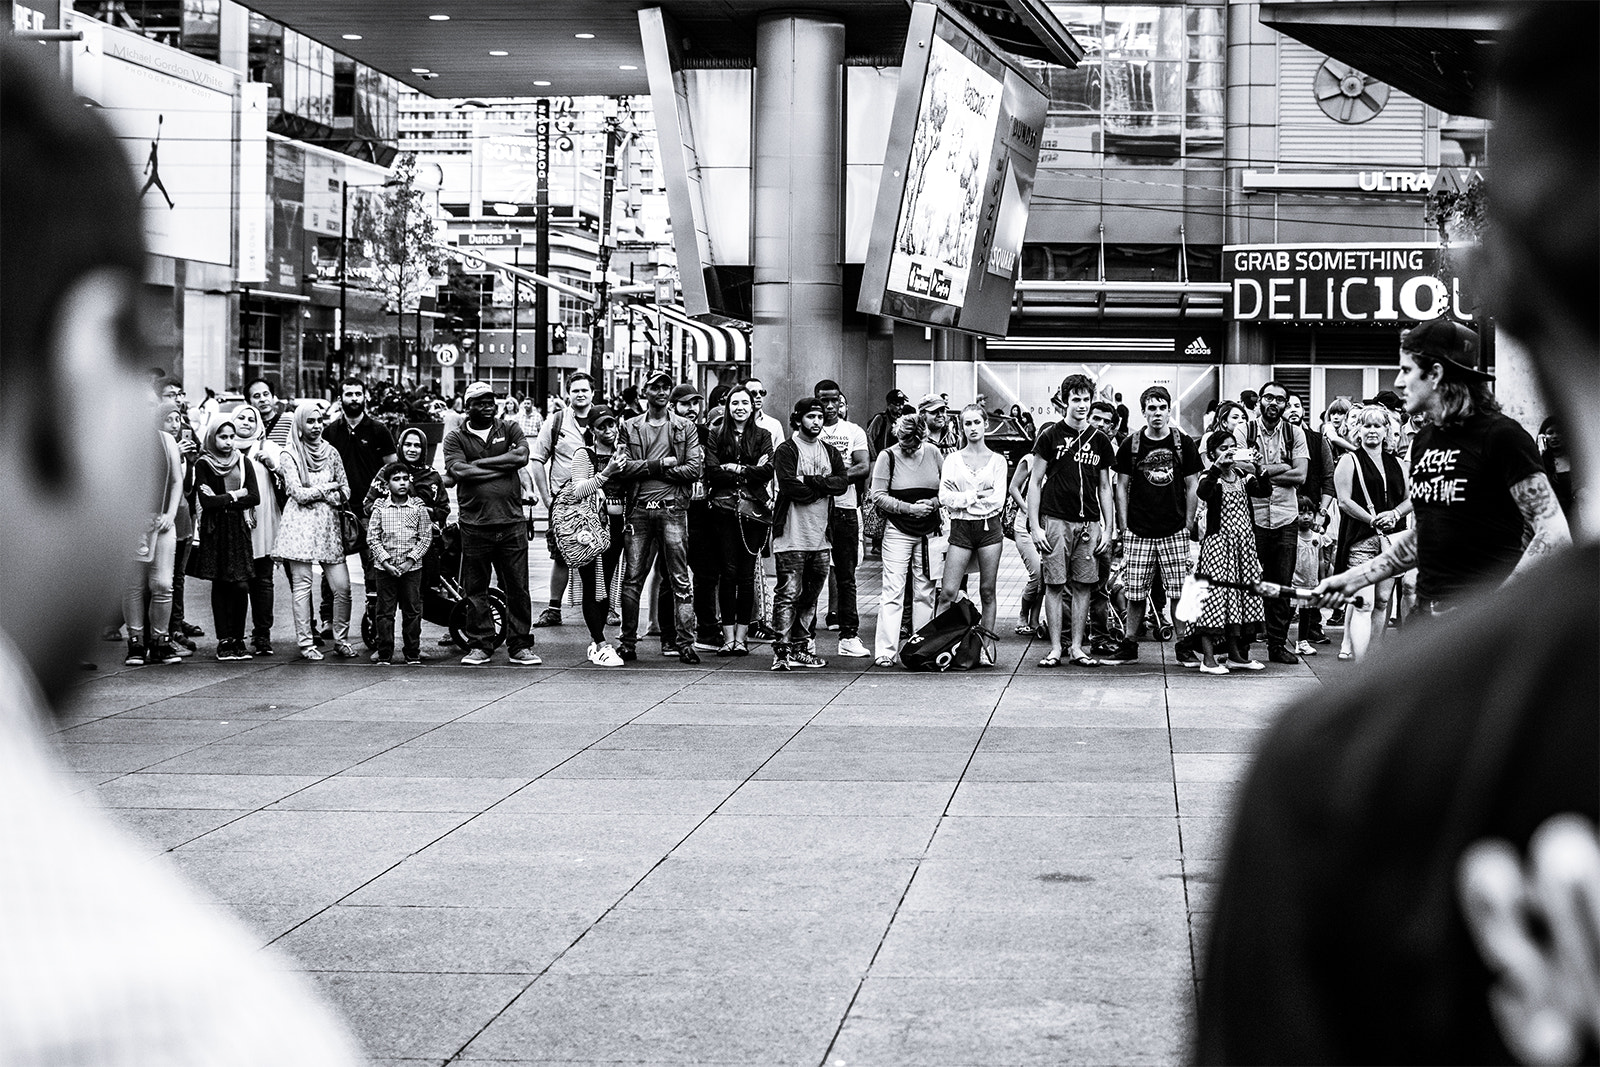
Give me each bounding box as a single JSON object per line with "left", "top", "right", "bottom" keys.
{"left": 1033, "top": 420, "right": 1115, "bottom": 522}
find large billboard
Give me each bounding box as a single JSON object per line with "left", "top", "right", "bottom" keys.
{"left": 69, "top": 14, "right": 239, "bottom": 267}
{"left": 1223, "top": 243, "right": 1476, "bottom": 324}
{"left": 858, "top": 3, "right": 1048, "bottom": 337}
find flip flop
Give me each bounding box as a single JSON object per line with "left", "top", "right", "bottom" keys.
{"left": 1068, "top": 653, "right": 1102, "bottom": 668}
{"left": 1038, "top": 652, "right": 1062, "bottom": 668}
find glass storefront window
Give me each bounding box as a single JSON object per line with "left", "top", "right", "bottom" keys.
{"left": 1036, "top": 1, "right": 1225, "bottom": 169}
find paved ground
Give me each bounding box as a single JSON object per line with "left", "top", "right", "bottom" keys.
{"left": 59, "top": 551, "right": 1357, "bottom": 1066}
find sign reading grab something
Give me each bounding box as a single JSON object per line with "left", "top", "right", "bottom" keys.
{"left": 1223, "top": 243, "right": 1473, "bottom": 324}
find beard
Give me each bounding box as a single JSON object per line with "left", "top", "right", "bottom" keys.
{"left": 343, "top": 400, "right": 366, "bottom": 419}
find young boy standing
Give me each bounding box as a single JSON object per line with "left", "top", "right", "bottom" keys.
{"left": 1293, "top": 495, "right": 1324, "bottom": 657}
{"left": 366, "top": 463, "right": 434, "bottom": 665}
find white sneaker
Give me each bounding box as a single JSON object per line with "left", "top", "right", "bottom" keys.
{"left": 1295, "top": 640, "right": 1318, "bottom": 656}
{"left": 836, "top": 637, "right": 870, "bottom": 658}
{"left": 588, "top": 642, "right": 624, "bottom": 667}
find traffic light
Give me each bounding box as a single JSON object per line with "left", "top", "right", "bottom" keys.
{"left": 551, "top": 323, "right": 567, "bottom": 354}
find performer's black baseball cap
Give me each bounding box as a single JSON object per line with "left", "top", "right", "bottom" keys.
{"left": 1400, "top": 319, "right": 1494, "bottom": 381}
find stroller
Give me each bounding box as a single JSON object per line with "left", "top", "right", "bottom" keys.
{"left": 362, "top": 523, "right": 509, "bottom": 652}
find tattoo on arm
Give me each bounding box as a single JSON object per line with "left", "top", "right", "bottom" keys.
{"left": 1352, "top": 529, "right": 1418, "bottom": 587}
{"left": 1510, "top": 473, "right": 1572, "bottom": 576}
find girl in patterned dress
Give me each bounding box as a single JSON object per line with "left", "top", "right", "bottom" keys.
{"left": 1193, "top": 429, "right": 1270, "bottom": 674}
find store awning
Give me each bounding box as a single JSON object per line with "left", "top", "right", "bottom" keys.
{"left": 657, "top": 305, "right": 750, "bottom": 364}
{"left": 1259, "top": 2, "right": 1503, "bottom": 117}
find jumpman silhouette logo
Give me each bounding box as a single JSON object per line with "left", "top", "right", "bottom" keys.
{"left": 141, "top": 115, "right": 174, "bottom": 210}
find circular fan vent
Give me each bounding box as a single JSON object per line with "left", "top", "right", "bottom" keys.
{"left": 1314, "top": 59, "right": 1390, "bottom": 124}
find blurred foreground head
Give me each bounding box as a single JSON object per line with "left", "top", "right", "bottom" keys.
{"left": 0, "top": 40, "right": 151, "bottom": 703}
{"left": 1482, "top": 2, "right": 1598, "bottom": 531}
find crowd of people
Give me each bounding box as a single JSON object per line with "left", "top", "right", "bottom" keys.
{"left": 113, "top": 316, "right": 1574, "bottom": 676}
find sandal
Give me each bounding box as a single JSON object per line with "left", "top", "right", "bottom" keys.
{"left": 731, "top": 642, "right": 749, "bottom": 657}
{"left": 1015, "top": 623, "right": 1037, "bottom": 636}
{"left": 1068, "top": 653, "right": 1102, "bottom": 668}
{"left": 1038, "top": 652, "right": 1062, "bottom": 668}
{"left": 716, "top": 642, "right": 737, "bottom": 657}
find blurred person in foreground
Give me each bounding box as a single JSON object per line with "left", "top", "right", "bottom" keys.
{"left": 1195, "top": 6, "right": 1597, "bottom": 1063}
{"left": 0, "top": 41, "right": 362, "bottom": 1062}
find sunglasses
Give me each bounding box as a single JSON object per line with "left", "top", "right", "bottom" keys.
{"left": 747, "top": 389, "right": 767, "bottom": 397}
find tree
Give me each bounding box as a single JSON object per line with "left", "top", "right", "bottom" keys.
{"left": 354, "top": 153, "right": 444, "bottom": 372}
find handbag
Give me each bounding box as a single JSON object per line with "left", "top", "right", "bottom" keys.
{"left": 337, "top": 506, "right": 364, "bottom": 556}
{"left": 900, "top": 598, "right": 984, "bottom": 672}
{"left": 860, "top": 491, "right": 886, "bottom": 542}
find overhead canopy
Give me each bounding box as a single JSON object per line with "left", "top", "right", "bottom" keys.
{"left": 1259, "top": 1, "right": 1503, "bottom": 117}
{"left": 237, "top": 0, "right": 1081, "bottom": 99}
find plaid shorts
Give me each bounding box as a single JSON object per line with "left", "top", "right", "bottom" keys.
{"left": 1122, "top": 531, "right": 1191, "bottom": 601}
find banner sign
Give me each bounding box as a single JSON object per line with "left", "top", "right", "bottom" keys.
{"left": 1223, "top": 243, "right": 1475, "bottom": 324}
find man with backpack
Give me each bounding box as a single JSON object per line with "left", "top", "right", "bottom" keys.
{"left": 1109, "top": 385, "right": 1203, "bottom": 664}
{"left": 1248, "top": 380, "right": 1310, "bottom": 664}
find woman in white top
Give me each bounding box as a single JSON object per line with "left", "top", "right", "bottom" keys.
{"left": 939, "top": 403, "right": 1007, "bottom": 637}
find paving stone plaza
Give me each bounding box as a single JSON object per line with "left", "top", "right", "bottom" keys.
{"left": 60, "top": 554, "right": 1346, "bottom": 1065}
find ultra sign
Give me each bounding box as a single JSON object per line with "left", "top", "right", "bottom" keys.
{"left": 1223, "top": 243, "right": 1474, "bottom": 324}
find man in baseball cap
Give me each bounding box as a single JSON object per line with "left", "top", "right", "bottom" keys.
{"left": 917, "top": 393, "right": 959, "bottom": 454}
{"left": 1400, "top": 317, "right": 1494, "bottom": 382}
{"left": 1316, "top": 311, "right": 1567, "bottom": 617}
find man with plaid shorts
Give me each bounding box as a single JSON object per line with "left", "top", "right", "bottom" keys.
{"left": 1109, "top": 385, "right": 1202, "bottom": 664}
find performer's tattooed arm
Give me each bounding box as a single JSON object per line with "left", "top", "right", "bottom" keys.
{"left": 1510, "top": 473, "right": 1572, "bottom": 579}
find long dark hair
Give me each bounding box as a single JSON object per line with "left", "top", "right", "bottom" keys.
{"left": 1410, "top": 350, "right": 1501, "bottom": 426}
{"left": 711, "top": 385, "right": 756, "bottom": 456}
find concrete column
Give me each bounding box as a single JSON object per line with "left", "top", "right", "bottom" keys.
{"left": 751, "top": 13, "right": 844, "bottom": 416}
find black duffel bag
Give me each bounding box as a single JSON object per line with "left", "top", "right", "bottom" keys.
{"left": 899, "top": 597, "right": 995, "bottom": 672}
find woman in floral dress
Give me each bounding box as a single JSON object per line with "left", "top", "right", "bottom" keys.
{"left": 271, "top": 401, "right": 353, "bottom": 660}
{"left": 1193, "top": 428, "right": 1271, "bottom": 674}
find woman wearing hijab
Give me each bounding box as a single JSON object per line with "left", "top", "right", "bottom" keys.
{"left": 272, "top": 401, "right": 354, "bottom": 660}
{"left": 230, "top": 403, "right": 283, "bottom": 656}
{"left": 186, "top": 415, "right": 262, "bottom": 660}
{"left": 363, "top": 426, "right": 448, "bottom": 526}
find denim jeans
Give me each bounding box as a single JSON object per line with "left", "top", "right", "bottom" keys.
{"left": 1253, "top": 522, "right": 1299, "bottom": 651}
{"left": 460, "top": 520, "right": 533, "bottom": 653}
{"left": 827, "top": 508, "right": 860, "bottom": 638}
{"left": 247, "top": 555, "right": 275, "bottom": 642}
{"left": 620, "top": 506, "right": 695, "bottom": 649}
{"left": 661, "top": 501, "right": 721, "bottom": 648}
{"left": 773, "top": 550, "right": 831, "bottom": 656}
{"left": 372, "top": 569, "right": 423, "bottom": 660}
{"left": 123, "top": 526, "right": 176, "bottom": 639}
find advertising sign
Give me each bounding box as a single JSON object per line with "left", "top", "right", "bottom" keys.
{"left": 858, "top": 4, "right": 1048, "bottom": 337}
{"left": 238, "top": 82, "right": 268, "bottom": 284}
{"left": 303, "top": 152, "right": 343, "bottom": 236}
{"left": 1223, "top": 243, "right": 1475, "bottom": 324}
{"left": 267, "top": 140, "right": 305, "bottom": 292}
{"left": 69, "top": 14, "right": 239, "bottom": 266}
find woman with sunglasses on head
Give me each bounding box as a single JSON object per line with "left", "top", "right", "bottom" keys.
{"left": 1332, "top": 405, "right": 1411, "bottom": 661}
{"left": 186, "top": 415, "right": 262, "bottom": 660}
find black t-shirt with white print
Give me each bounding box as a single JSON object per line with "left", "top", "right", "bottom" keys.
{"left": 1033, "top": 420, "right": 1115, "bottom": 523}
{"left": 1115, "top": 429, "right": 1203, "bottom": 538}
{"left": 1409, "top": 410, "right": 1543, "bottom": 601}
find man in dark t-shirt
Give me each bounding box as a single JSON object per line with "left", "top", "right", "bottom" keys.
{"left": 321, "top": 378, "right": 396, "bottom": 637}
{"left": 1317, "top": 318, "right": 1568, "bottom": 616}
{"left": 323, "top": 379, "right": 397, "bottom": 513}
{"left": 1111, "top": 385, "right": 1201, "bottom": 663}
{"left": 1026, "top": 374, "right": 1116, "bottom": 667}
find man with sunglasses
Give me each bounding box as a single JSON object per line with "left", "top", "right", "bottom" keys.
{"left": 1248, "top": 380, "right": 1309, "bottom": 664}
{"left": 742, "top": 377, "right": 785, "bottom": 445}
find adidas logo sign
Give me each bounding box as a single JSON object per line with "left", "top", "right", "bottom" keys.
{"left": 1185, "top": 337, "right": 1212, "bottom": 356}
